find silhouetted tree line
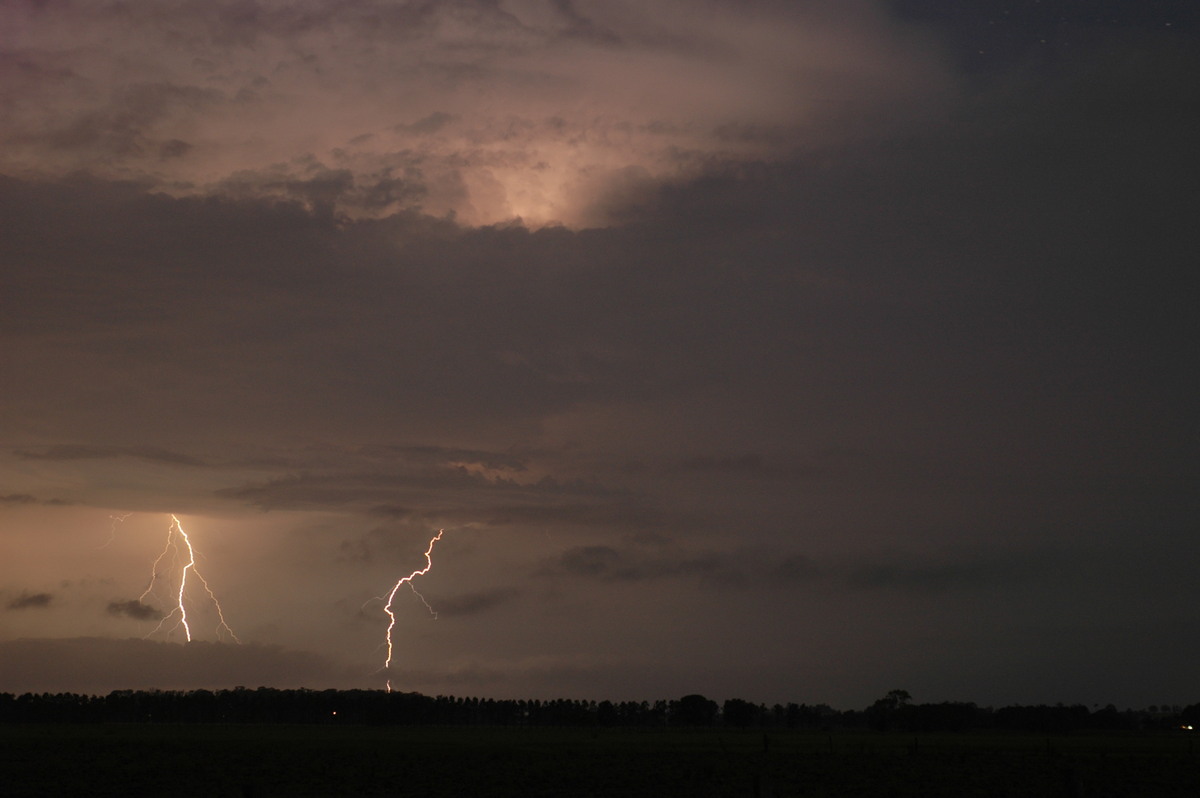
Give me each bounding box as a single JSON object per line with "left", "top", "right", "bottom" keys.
{"left": 0, "top": 688, "right": 1197, "bottom": 733}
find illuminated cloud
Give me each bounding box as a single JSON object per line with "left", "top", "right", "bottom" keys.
{"left": 1, "top": 0, "right": 952, "bottom": 226}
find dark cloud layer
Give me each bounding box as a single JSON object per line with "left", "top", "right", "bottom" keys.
{"left": 16, "top": 445, "right": 208, "bottom": 466}
{"left": 106, "top": 600, "right": 163, "bottom": 622}
{"left": 434, "top": 588, "right": 523, "bottom": 618}
{"left": 542, "top": 542, "right": 1077, "bottom": 595}
{"left": 6, "top": 592, "right": 54, "bottom": 611}
{"left": 0, "top": 493, "right": 71, "bottom": 507}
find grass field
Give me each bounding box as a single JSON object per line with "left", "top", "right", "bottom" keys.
{"left": 2, "top": 724, "right": 1197, "bottom": 796}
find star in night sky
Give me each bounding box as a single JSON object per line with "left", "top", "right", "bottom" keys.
{"left": 890, "top": 0, "right": 1197, "bottom": 72}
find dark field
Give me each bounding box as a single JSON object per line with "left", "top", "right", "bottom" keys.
{"left": 2, "top": 724, "right": 1197, "bottom": 797}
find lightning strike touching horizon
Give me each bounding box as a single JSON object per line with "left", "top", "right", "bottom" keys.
{"left": 136, "top": 514, "right": 240, "bottom": 643}
{"left": 380, "top": 529, "right": 444, "bottom": 692}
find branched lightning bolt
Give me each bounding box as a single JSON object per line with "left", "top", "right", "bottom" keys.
{"left": 138, "top": 514, "right": 239, "bottom": 643}
{"left": 379, "top": 529, "right": 444, "bottom": 692}
{"left": 96, "top": 512, "right": 132, "bottom": 549}
{"left": 138, "top": 522, "right": 180, "bottom": 632}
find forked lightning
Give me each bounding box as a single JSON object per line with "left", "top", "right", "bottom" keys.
{"left": 138, "top": 514, "right": 239, "bottom": 643}
{"left": 379, "top": 529, "right": 444, "bottom": 692}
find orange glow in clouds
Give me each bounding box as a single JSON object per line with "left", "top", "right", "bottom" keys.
{"left": 0, "top": 1, "right": 952, "bottom": 229}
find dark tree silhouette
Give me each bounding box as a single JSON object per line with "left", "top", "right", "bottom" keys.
{"left": 673, "top": 694, "right": 719, "bottom": 726}
{"left": 866, "top": 689, "right": 913, "bottom": 731}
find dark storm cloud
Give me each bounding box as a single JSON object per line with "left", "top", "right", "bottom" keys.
{"left": 548, "top": 0, "right": 621, "bottom": 44}
{"left": 215, "top": 163, "right": 372, "bottom": 217}
{"left": 2, "top": 35, "right": 1195, "bottom": 517}
{"left": 334, "top": 523, "right": 446, "bottom": 565}
{"left": 3, "top": 179, "right": 664, "bottom": 440}
{"left": 213, "top": 442, "right": 666, "bottom": 537}
{"left": 542, "top": 541, "right": 1130, "bottom": 597}
{"left": 0, "top": 492, "right": 71, "bottom": 507}
{"left": 35, "top": 82, "right": 223, "bottom": 158}
{"left": 217, "top": 468, "right": 620, "bottom": 513}
{"left": 470, "top": 502, "right": 671, "bottom": 531}
{"left": 555, "top": 545, "right": 633, "bottom": 579}
{"left": 106, "top": 600, "right": 163, "bottom": 621}
{"left": 335, "top": 537, "right": 375, "bottom": 565}
{"left": 543, "top": 543, "right": 807, "bottom": 587}
{"left": 15, "top": 445, "right": 208, "bottom": 466}
{"left": 671, "top": 453, "right": 828, "bottom": 480}
{"left": 368, "top": 505, "right": 414, "bottom": 520}
{"left": 268, "top": 443, "right": 532, "bottom": 475}
{"left": 0, "top": 638, "right": 355, "bottom": 694}
{"left": 367, "top": 445, "right": 529, "bottom": 472}
{"left": 770, "top": 554, "right": 821, "bottom": 583}
{"left": 434, "top": 587, "right": 523, "bottom": 617}
{"left": 846, "top": 550, "right": 1065, "bottom": 593}
{"left": 6, "top": 592, "right": 54, "bottom": 610}
{"left": 546, "top": 544, "right": 745, "bottom": 584}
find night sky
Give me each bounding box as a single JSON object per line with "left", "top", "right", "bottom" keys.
{"left": 2, "top": 0, "right": 1197, "bottom": 709}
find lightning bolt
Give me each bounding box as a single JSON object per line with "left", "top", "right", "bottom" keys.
{"left": 379, "top": 529, "right": 444, "bottom": 692}
{"left": 138, "top": 514, "right": 239, "bottom": 643}
{"left": 96, "top": 512, "right": 132, "bottom": 549}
